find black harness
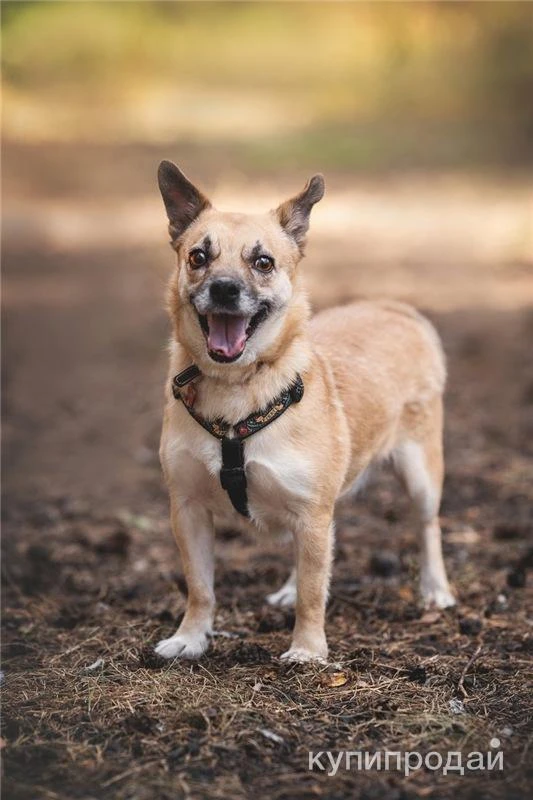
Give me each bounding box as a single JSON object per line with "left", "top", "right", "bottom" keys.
{"left": 172, "top": 365, "right": 304, "bottom": 518}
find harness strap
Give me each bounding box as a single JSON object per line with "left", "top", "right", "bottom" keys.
{"left": 172, "top": 366, "right": 304, "bottom": 518}
{"left": 220, "top": 438, "right": 248, "bottom": 517}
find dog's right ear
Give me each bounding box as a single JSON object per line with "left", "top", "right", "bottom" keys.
{"left": 158, "top": 161, "right": 211, "bottom": 242}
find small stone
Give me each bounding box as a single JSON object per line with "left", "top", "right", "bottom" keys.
{"left": 384, "top": 508, "right": 400, "bottom": 523}
{"left": 486, "top": 593, "right": 509, "bottom": 616}
{"left": 459, "top": 616, "right": 483, "bottom": 636}
{"left": 233, "top": 643, "right": 272, "bottom": 665}
{"left": 406, "top": 665, "right": 427, "bottom": 684}
{"left": 449, "top": 698, "right": 466, "bottom": 715}
{"left": 493, "top": 524, "right": 529, "bottom": 541}
{"left": 26, "top": 543, "right": 52, "bottom": 563}
{"left": 496, "top": 593, "right": 508, "bottom": 610}
{"left": 95, "top": 526, "right": 131, "bottom": 556}
{"left": 507, "top": 567, "right": 526, "bottom": 589}
{"left": 369, "top": 550, "right": 400, "bottom": 577}
{"left": 137, "top": 646, "right": 167, "bottom": 670}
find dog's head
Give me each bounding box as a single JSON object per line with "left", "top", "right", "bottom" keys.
{"left": 158, "top": 161, "right": 324, "bottom": 369}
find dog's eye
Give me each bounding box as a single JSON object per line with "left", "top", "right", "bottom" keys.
{"left": 254, "top": 255, "right": 274, "bottom": 273}
{"left": 189, "top": 249, "right": 207, "bottom": 269}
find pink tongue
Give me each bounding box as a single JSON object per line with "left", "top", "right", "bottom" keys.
{"left": 207, "top": 314, "right": 248, "bottom": 358}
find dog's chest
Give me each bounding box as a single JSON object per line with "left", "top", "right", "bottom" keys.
{"left": 165, "top": 423, "right": 315, "bottom": 527}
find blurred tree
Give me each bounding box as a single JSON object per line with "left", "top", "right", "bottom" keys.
{"left": 2, "top": 1, "right": 532, "bottom": 166}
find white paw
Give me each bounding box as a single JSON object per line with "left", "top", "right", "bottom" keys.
{"left": 266, "top": 584, "right": 297, "bottom": 608}
{"left": 421, "top": 586, "right": 456, "bottom": 609}
{"left": 154, "top": 631, "right": 209, "bottom": 660}
{"left": 280, "top": 647, "right": 327, "bottom": 664}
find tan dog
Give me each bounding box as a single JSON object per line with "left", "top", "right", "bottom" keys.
{"left": 155, "top": 161, "right": 455, "bottom": 663}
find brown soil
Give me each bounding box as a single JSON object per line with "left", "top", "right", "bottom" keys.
{"left": 2, "top": 142, "right": 533, "bottom": 799}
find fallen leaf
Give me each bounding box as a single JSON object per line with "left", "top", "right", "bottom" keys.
{"left": 322, "top": 671, "right": 349, "bottom": 687}
{"left": 420, "top": 611, "right": 441, "bottom": 625}
{"left": 414, "top": 786, "right": 436, "bottom": 797}
{"left": 398, "top": 586, "right": 415, "bottom": 601}
{"left": 485, "top": 618, "right": 509, "bottom": 628}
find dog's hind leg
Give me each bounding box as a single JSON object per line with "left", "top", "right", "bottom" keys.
{"left": 393, "top": 399, "right": 455, "bottom": 609}
{"left": 266, "top": 567, "right": 297, "bottom": 608}
{"left": 155, "top": 497, "right": 215, "bottom": 659}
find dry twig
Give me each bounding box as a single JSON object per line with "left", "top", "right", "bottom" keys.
{"left": 457, "top": 644, "right": 482, "bottom": 698}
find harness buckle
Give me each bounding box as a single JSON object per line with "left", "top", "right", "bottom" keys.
{"left": 174, "top": 364, "right": 201, "bottom": 388}
{"left": 219, "top": 465, "right": 247, "bottom": 493}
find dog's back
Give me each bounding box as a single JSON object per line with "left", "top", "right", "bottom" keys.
{"left": 310, "top": 299, "right": 446, "bottom": 468}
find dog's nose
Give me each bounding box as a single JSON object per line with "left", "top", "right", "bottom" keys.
{"left": 209, "top": 278, "right": 241, "bottom": 306}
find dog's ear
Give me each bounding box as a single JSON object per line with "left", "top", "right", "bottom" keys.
{"left": 158, "top": 161, "right": 211, "bottom": 242}
{"left": 275, "top": 174, "right": 324, "bottom": 252}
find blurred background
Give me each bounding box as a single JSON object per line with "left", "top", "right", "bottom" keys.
{"left": 3, "top": 0, "right": 533, "bottom": 503}
{"left": 3, "top": 0, "right": 533, "bottom": 508}
{"left": 3, "top": 5, "right": 533, "bottom": 798}
{"left": 4, "top": 0, "right": 533, "bottom": 162}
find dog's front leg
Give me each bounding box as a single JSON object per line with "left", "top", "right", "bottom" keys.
{"left": 281, "top": 515, "right": 333, "bottom": 663}
{"left": 155, "top": 497, "right": 215, "bottom": 660}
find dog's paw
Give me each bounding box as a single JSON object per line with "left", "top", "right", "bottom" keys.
{"left": 266, "top": 584, "right": 297, "bottom": 608}
{"left": 421, "top": 585, "right": 456, "bottom": 610}
{"left": 154, "top": 631, "right": 209, "bottom": 660}
{"left": 280, "top": 647, "right": 327, "bottom": 664}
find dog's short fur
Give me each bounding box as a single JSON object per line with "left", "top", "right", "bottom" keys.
{"left": 155, "top": 162, "right": 455, "bottom": 662}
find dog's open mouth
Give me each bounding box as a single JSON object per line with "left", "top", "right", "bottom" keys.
{"left": 198, "top": 307, "right": 269, "bottom": 363}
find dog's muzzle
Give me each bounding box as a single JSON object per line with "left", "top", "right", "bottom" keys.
{"left": 191, "top": 280, "right": 270, "bottom": 363}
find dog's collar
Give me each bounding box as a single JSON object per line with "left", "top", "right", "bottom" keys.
{"left": 172, "top": 365, "right": 304, "bottom": 517}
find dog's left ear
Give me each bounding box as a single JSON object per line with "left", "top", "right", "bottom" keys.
{"left": 158, "top": 160, "right": 211, "bottom": 242}
{"left": 275, "top": 174, "right": 325, "bottom": 252}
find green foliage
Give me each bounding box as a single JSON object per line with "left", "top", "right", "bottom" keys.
{"left": 2, "top": 1, "right": 533, "bottom": 165}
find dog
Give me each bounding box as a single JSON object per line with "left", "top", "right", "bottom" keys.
{"left": 155, "top": 161, "right": 455, "bottom": 663}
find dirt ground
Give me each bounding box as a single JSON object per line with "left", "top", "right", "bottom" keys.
{"left": 2, "top": 143, "right": 533, "bottom": 799}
